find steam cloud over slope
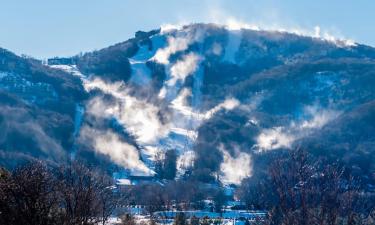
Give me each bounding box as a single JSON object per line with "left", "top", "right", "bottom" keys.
{"left": 79, "top": 25, "right": 244, "bottom": 178}
{"left": 2, "top": 23, "right": 374, "bottom": 185}
{"left": 74, "top": 23, "right": 375, "bottom": 183}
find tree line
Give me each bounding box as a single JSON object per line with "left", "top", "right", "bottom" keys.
{"left": 1, "top": 148, "right": 375, "bottom": 225}
{"left": 0, "top": 160, "right": 227, "bottom": 225}
{"left": 0, "top": 162, "right": 117, "bottom": 225}
{"left": 237, "top": 148, "right": 375, "bottom": 225}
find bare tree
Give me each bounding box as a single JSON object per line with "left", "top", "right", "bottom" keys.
{"left": 263, "top": 148, "right": 371, "bottom": 225}
{"left": 212, "top": 189, "right": 226, "bottom": 214}
{"left": 0, "top": 162, "right": 118, "bottom": 225}
{"left": 0, "top": 163, "right": 60, "bottom": 225}
{"left": 55, "top": 162, "right": 116, "bottom": 225}
{"left": 174, "top": 212, "right": 187, "bottom": 225}
{"left": 119, "top": 213, "right": 136, "bottom": 225}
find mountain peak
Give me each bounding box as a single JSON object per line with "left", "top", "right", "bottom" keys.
{"left": 1, "top": 23, "right": 375, "bottom": 185}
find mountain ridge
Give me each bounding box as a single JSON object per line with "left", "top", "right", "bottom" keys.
{"left": 0, "top": 23, "right": 374, "bottom": 185}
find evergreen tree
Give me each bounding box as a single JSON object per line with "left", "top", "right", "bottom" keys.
{"left": 164, "top": 149, "right": 177, "bottom": 180}
{"left": 190, "top": 215, "right": 200, "bottom": 225}
{"left": 174, "top": 212, "right": 187, "bottom": 225}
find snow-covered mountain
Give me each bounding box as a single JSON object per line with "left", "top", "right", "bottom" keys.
{"left": 1, "top": 23, "right": 375, "bottom": 185}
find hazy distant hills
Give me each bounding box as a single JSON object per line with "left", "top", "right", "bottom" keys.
{"left": 0, "top": 23, "right": 374, "bottom": 184}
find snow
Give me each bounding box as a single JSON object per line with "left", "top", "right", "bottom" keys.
{"left": 128, "top": 35, "right": 165, "bottom": 86}
{"left": 78, "top": 27, "right": 243, "bottom": 180}
{"left": 223, "top": 30, "right": 242, "bottom": 63}
{"left": 134, "top": 35, "right": 166, "bottom": 62}
{"left": 129, "top": 59, "right": 151, "bottom": 86}
{"left": 0, "top": 71, "right": 9, "bottom": 79}
{"left": 141, "top": 145, "right": 162, "bottom": 163}
{"left": 255, "top": 106, "right": 340, "bottom": 151}
{"left": 153, "top": 210, "right": 267, "bottom": 220}
{"left": 49, "top": 65, "right": 86, "bottom": 78}
{"left": 116, "top": 178, "right": 131, "bottom": 185}
{"left": 167, "top": 53, "right": 202, "bottom": 86}
{"left": 70, "top": 104, "right": 85, "bottom": 160}
{"left": 123, "top": 29, "right": 240, "bottom": 176}
{"left": 191, "top": 64, "right": 204, "bottom": 107}
{"left": 0, "top": 72, "right": 58, "bottom": 103}
{"left": 219, "top": 148, "right": 252, "bottom": 185}
{"left": 170, "top": 127, "right": 198, "bottom": 140}
{"left": 152, "top": 36, "right": 191, "bottom": 64}
{"left": 73, "top": 104, "right": 84, "bottom": 137}
{"left": 177, "top": 150, "right": 195, "bottom": 174}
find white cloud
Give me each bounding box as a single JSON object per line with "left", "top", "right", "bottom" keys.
{"left": 167, "top": 53, "right": 202, "bottom": 86}
{"left": 219, "top": 145, "right": 252, "bottom": 185}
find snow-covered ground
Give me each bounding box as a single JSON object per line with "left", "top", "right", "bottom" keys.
{"left": 104, "top": 209, "right": 266, "bottom": 225}
{"left": 49, "top": 64, "right": 86, "bottom": 78}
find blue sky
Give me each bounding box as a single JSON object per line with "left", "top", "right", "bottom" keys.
{"left": 1, "top": 0, "right": 374, "bottom": 58}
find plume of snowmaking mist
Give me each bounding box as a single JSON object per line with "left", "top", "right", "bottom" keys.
{"left": 170, "top": 88, "right": 240, "bottom": 121}
{"left": 160, "top": 6, "right": 356, "bottom": 47}
{"left": 159, "top": 22, "right": 348, "bottom": 154}
{"left": 80, "top": 126, "right": 154, "bottom": 175}
{"left": 152, "top": 24, "right": 240, "bottom": 165}
{"left": 167, "top": 53, "right": 202, "bottom": 86}
{"left": 83, "top": 77, "right": 240, "bottom": 175}
{"left": 213, "top": 6, "right": 355, "bottom": 46}
{"left": 219, "top": 144, "right": 252, "bottom": 185}
{"left": 153, "top": 36, "right": 190, "bottom": 64}
{"left": 0, "top": 106, "right": 65, "bottom": 160}
{"left": 255, "top": 106, "right": 341, "bottom": 151}
{"left": 155, "top": 25, "right": 206, "bottom": 100}
{"left": 84, "top": 78, "right": 170, "bottom": 145}
{"left": 68, "top": 20, "right": 356, "bottom": 183}
{"left": 82, "top": 78, "right": 171, "bottom": 174}
{"left": 153, "top": 26, "right": 205, "bottom": 65}
{"left": 81, "top": 25, "right": 245, "bottom": 177}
